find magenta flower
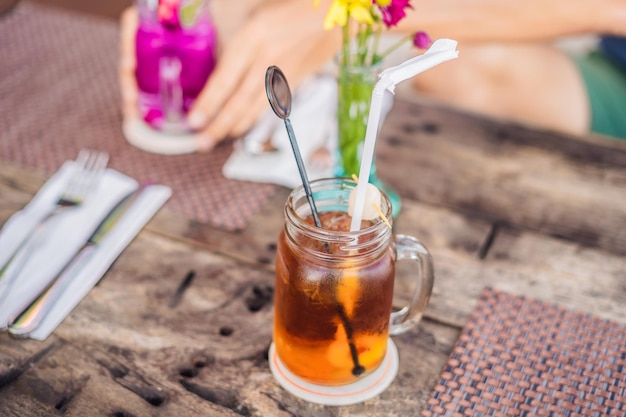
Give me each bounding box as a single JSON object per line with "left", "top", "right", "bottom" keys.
{"left": 376, "top": 0, "right": 413, "bottom": 28}
{"left": 413, "top": 31, "right": 431, "bottom": 49}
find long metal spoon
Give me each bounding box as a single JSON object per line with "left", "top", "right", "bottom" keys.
{"left": 265, "top": 66, "right": 365, "bottom": 377}
{"left": 265, "top": 66, "right": 322, "bottom": 229}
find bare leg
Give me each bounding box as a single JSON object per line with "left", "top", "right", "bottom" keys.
{"left": 411, "top": 43, "right": 590, "bottom": 136}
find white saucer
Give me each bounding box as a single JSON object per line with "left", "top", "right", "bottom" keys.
{"left": 269, "top": 339, "right": 399, "bottom": 406}
{"left": 122, "top": 118, "right": 199, "bottom": 155}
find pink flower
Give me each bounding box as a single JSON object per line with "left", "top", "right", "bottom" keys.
{"left": 376, "top": 0, "right": 412, "bottom": 28}
{"left": 413, "top": 31, "right": 431, "bottom": 49}
{"left": 158, "top": 0, "right": 180, "bottom": 26}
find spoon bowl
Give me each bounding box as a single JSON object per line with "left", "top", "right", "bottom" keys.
{"left": 265, "top": 66, "right": 292, "bottom": 120}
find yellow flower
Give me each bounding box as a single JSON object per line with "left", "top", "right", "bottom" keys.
{"left": 374, "top": 0, "right": 392, "bottom": 6}
{"left": 349, "top": 0, "right": 375, "bottom": 24}
{"left": 319, "top": 0, "right": 374, "bottom": 30}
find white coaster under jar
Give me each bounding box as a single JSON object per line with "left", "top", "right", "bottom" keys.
{"left": 122, "top": 118, "right": 199, "bottom": 155}
{"left": 268, "top": 339, "right": 399, "bottom": 406}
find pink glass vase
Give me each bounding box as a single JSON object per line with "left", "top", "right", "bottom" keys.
{"left": 135, "top": 0, "right": 217, "bottom": 132}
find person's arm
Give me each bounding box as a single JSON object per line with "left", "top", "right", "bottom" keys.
{"left": 209, "top": 0, "right": 289, "bottom": 43}
{"left": 397, "top": 0, "right": 626, "bottom": 43}
{"left": 122, "top": 0, "right": 626, "bottom": 152}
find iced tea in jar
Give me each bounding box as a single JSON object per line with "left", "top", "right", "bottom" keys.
{"left": 274, "top": 178, "right": 434, "bottom": 386}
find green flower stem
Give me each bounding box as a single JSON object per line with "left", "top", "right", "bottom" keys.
{"left": 342, "top": 23, "right": 350, "bottom": 63}
{"left": 334, "top": 16, "right": 403, "bottom": 217}
{"left": 370, "top": 25, "right": 382, "bottom": 64}
{"left": 379, "top": 33, "right": 414, "bottom": 59}
{"left": 337, "top": 59, "right": 378, "bottom": 178}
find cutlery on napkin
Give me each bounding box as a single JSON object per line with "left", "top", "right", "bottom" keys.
{"left": 7, "top": 184, "right": 145, "bottom": 337}
{"left": 0, "top": 161, "right": 171, "bottom": 339}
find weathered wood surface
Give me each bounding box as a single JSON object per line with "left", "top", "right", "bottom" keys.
{"left": 0, "top": 222, "right": 458, "bottom": 416}
{"left": 378, "top": 98, "right": 626, "bottom": 255}
{"left": 1, "top": 96, "right": 626, "bottom": 416}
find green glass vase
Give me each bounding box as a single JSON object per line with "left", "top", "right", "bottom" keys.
{"left": 335, "top": 55, "right": 401, "bottom": 218}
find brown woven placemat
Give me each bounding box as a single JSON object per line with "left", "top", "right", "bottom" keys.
{"left": 0, "top": 2, "right": 277, "bottom": 231}
{"left": 421, "top": 288, "right": 626, "bottom": 416}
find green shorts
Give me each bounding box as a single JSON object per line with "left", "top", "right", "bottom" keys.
{"left": 574, "top": 51, "right": 626, "bottom": 140}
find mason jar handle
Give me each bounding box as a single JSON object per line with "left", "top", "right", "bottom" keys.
{"left": 389, "top": 234, "right": 434, "bottom": 336}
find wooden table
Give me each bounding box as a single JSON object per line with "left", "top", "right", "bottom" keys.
{"left": 1, "top": 92, "right": 625, "bottom": 415}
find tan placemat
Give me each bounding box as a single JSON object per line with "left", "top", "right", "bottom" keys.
{"left": 421, "top": 288, "right": 626, "bottom": 416}
{"left": 0, "top": 2, "right": 277, "bottom": 231}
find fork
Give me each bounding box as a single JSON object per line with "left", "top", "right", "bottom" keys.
{"left": 0, "top": 149, "right": 109, "bottom": 306}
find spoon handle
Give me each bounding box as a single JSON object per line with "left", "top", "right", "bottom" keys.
{"left": 284, "top": 119, "right": 322, "bottom": 228}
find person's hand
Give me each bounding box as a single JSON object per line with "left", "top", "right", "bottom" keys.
{"left": 187, "top": 0, "right": 340, "bottom": 151}
{"left": 119, "top": 1, "right": 339, "bottom": 152}
{"left": 118, "top": 1, "right": 262, "bottom": 124}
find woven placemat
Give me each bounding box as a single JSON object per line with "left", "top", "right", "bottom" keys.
{"left": 0, "top": 2, "right": 277, "bottom": 231}
{"left": 421, "top": 288, "right": 626, "bottom": 416}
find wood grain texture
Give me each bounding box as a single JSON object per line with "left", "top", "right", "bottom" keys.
{"left": 1, "top": 96, "right": 626, "bottom": 415}
{"left": 0, "top": 229, "right": 458, "bottom": 416}
{"left": 376, "top": 99, "right": 626, "bottom": 255}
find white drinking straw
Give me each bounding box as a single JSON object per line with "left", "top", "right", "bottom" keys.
{"left": 350, "top": 39, "right": 459, "bottom": 231}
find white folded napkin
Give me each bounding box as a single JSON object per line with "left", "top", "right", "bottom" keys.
{"left": 0, "top": 162, "right": 171, "bottom": 339}
{"left": 222, "top": 75, "right": 338, "bottom": 188}
{"left": 222, "top": 75, "right": 394, "bottom": 188}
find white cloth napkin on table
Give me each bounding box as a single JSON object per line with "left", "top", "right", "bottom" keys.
{"left": 0, "top": 161, "right": 171, "bottom": 339}
{"left": 222, "top": 75, "right": 394, "bottom": 188}
{"left": 222, "top": 75, "right": 339, "bottom": 188}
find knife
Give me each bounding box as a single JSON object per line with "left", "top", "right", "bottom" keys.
{"left": 7, "top": 185, "right": 146, "bottom": 337}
